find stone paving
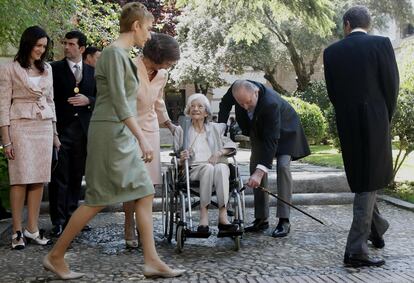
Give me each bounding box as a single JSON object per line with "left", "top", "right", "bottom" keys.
{"left": 1, "top": 201, "right": 414, "bottom": 282}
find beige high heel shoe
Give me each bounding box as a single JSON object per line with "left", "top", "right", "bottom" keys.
{"left": 142, "top": 264, "right": 186, "bottom": 278}
{"left": 43, "top": 255, "right": 85, "bottom": 280}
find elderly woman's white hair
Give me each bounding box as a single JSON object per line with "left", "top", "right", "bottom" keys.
{"left": 184, "top": 93, "right": 212, "bottom": 121}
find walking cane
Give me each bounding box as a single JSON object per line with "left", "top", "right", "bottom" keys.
{"left": 241, "top": 185, "right": 325, "bottom": 225}
{"left": 179, "top": 116, "right": 194, "bottom": 229}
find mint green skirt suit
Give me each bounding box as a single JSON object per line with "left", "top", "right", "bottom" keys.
{"left": 84, "top": 46, "right": 154, "bottom": 206}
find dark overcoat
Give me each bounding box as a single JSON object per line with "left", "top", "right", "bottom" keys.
{"left": 323, "top": 32, "right": 399, "bottom": 193}
{"left": 218, "top": 81, "right": 310, "bottom": 168}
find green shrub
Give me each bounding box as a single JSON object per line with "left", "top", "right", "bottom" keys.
{"left": 284, "top": 96, "right": 326, "bottom": 145}
{"left": 0, "top": 152, "right": 10, "bottom": 209}
{"left": 391, "top": 88, "right": 414, "bottom": 184}
{"left": 325, "top": 105, "right": 341, "bottom": 151}
{"left": 294, "top": 80, "right": 331, "bottom": 112}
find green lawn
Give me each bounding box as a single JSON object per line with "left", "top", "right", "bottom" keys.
{"left": 301, "top": 145, "right": 344, "bottom": 168}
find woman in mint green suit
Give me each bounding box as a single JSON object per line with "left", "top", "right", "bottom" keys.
{"left": 42, "top": 3, "right": 185, "bottom": 280}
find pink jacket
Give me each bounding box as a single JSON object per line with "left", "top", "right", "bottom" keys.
{"left": 135, "top": 57, "right": 170, "bottom": 132}
{"left": 0, "top": 61, "right": 56, "bottom": 127}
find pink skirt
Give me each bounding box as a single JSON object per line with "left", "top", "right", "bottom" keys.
{"left": 8, "top": 118, "right": 53, "bottom": 185}
{"left": 142, "top": 129, "right": 162, "bottom": 185}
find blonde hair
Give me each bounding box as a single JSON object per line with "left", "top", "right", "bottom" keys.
{"left": 119, "top": 2, "right": 154, "bottom": 33}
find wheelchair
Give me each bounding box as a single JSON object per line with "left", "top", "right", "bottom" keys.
{"left": 161, "top": 150, "right": 246, "bottom": 252}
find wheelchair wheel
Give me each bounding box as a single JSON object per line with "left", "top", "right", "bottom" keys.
{"left": 233, "top": 235, "right": 241, "bottom": 251}
{"left": 176, "top": 224, "right": 185, "bottom": 253}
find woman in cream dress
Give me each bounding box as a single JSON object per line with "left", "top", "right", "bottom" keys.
{"left": 124, "top": 33, "right": 180, "bottom": 248}
{"left": 0, "top": 26, "right": 58, "bottom": 250}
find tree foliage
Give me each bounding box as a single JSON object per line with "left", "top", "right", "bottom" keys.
{"left": 169, "top": 3, "right": 227, "bottom": 94}
{"left": 106, "top": 0, "right": 180, "bottom": 35}
{"left": 173, "top": 0, "right": 413, "bottom": 95}
{"left": 74, "top": 0, "right": 120, "bottom": 49}
{"left": 0, "top": 0, "right": 180, "bottom": 57}
{"left": 0, "top": 0, "right": 75, "bottom": 53}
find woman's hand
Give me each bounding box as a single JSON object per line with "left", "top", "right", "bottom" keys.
{"left": 208, "top": 151, "right": 222, "bottom": 165}
{"left": 180, "top": 150, "right": 190, "bottom": 163}
{"left": 165, "top": 120, "right": 177, "bottom": 135}
{"left": 53, "top": 135, "right": 61, "bottom": 151}
{"left": 3, "top": 144, "right": 14, "bottom": 160}
{"left": 139, "top": 137, "right": 154, "bottom": 163}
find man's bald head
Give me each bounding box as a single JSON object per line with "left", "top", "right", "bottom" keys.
{"left": 232, "top": 80, "right": 259, "bottom": 112}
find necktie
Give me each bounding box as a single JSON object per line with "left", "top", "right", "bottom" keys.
{"left": 73, "top": 64, "right": 82, "bottom": 83}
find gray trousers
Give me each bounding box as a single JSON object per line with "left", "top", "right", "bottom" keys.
{"left": 250, "top": 155, "right": 292, "bottom": 220}
{"left": 345, "top": 191, "right": 389, "bottom": 255}
{"left": 190, "top": 163, "right": 230, "bottom": 208}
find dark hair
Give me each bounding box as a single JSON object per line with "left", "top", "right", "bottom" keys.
{"left": 65, "top": 30, "right": 87, "bottom": 48}
{"left": 343, "top": 5, "right": 371, "bottom": 30}
{"left": 142, "top": 33, "right": 180, "bottom": 65}
{"left": 14, "top": 26, "right": 50, "bottom": 73}
{"left": 83, "top": 46, "right": 101, "bottom": 60}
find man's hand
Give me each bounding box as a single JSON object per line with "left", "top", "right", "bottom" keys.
{"left": 67, "top": 94, "right": 90, "bottom": 106}
{"left": 246, "top": 168, "right": 266, "bottom": 189}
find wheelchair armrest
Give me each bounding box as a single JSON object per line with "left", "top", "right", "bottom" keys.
{"left": 223, "top": 149, "right": 236, "bottom": 158}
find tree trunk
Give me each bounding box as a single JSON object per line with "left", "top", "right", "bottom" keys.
{"left": 263, "top": 68, "right": 290, "bottom": 96}
{"left": 194, "top": 82, "right": 209, "bottom": 95}
{"left": 263, "top": 9, "right": 315, "bottom": 92}
{"left": 284, "top": 33, "right": 311, "bottom": 92}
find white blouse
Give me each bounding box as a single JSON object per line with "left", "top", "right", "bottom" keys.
{"left": 189, "top": 130, "right": 211, "bottom": 164}
{"left": 28, "top": 76, "right": 42, "bottom": 86}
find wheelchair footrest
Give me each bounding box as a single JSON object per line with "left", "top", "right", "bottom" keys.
{"left": 186, "top": 230, "right": 212, "bottom": 238}
{"left": 217, "top": 230, "right": 244, "bottom": 238}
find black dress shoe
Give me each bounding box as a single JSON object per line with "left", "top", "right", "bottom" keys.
{"left": 344, "top": 253, "right": 385, "bottom": 267}
{"left": 197, "top": 225, "right": 209, "bottom": 233}
{"left": 82, "top": 225, "right": 92, "bottom": 232}
{"left": 218, "top": 223, "right": 239, "bottom": 232}
{"left": 244, "top": 219, "right": 269, "bottom": 232}
{"left": 272, "top": 221, "right": 290, "bottom": 238}
{"left": 368, "top": 234, "right": 385, "bottom": 249}
{"left": 50, "top": 225, "right": 64, "bottom": 237}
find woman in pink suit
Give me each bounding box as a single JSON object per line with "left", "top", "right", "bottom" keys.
{"left": 124, "top": 33, "right": 180, "bottom": 248}
{"left": 0, "top": 26, "right": 59, "bottom": 249}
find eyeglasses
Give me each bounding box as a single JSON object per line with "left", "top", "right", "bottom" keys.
{"left": 190, "top": 104, "right": 205, "bottom": 110}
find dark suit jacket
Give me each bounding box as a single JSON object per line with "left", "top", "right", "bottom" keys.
{"left": 218, "top": 81, "right": 310, "bottom": 169}
{"left": 51, "top": 59, "right": 96, "bottom": 134}
{"left": 323, "top": 32, "right": 399, "bottom": 193}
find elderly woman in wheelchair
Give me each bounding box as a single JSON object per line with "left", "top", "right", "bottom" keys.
{"left": 173, "top": 93, "right": 239, "bottom": 234}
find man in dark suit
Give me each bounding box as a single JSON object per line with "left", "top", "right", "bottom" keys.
{"left": 323, "top": 6, "right": 399, "bottom": 267}
{"left": 218, "top": 80, "right": 310, "bottom": 237}
{"left": 49, "top": 31, "right": 96, "bottom": 237}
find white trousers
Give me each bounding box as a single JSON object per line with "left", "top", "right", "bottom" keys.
{"left": 189, "top": 163, "right": 230, "bottom": 208}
